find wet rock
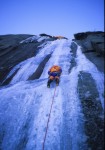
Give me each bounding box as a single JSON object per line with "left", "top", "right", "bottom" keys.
{"left": 68, "top": 42, "right": 77, "bottom": 72}
{"left": 78, "top": 72, "right": 104, "bottom": 150}
{"left": 28, "top": 54, "right": 51, "bottom": 80}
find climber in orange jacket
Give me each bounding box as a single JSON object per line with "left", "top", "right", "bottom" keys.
{"left": 47, "top": 65, "right": 62, "bottom": 87}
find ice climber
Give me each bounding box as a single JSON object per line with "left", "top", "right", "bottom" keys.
{"left": 47, "top": 65, "right": 62, "bottom": 88}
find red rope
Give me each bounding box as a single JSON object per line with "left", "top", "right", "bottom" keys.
{"left": 42, "top": 86, "right": 57, "bottom": 150}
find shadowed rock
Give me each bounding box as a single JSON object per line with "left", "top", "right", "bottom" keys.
{"left": 0, "top": 34, "right": 56, "bottom": 85}
{"left": 28, "top": 54, "right": 51, "bottom": 80}
{"left": 78, "top": 72, "right": 104, "bottom": 150}
{"left": 73, "top": 31, "right": 104, "bottom": 72}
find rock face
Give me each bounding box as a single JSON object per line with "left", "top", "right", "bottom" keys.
{"left": 73, "top": 31, "right": 104, "bottom": 72}
{"left": 78, "top": 72, "right": 104, "bottom": 150}
{"left": 0, "top": 32, "right": 104, "bottom": 150}
{"left": 0, "top": 34, "right": 57, "bottom": 85}
{"left": 72, "top": 31, "right": 104, "bottom": 150}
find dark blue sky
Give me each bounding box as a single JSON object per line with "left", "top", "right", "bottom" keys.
{"left": 0, "top": 0, "right": 104, "bottom": 38}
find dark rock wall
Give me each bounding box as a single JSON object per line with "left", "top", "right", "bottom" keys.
{"left": 0, "top": 34, "right": 57, "bottom": 85}
{"left": 0, "top": 35, "right": 39, "bottom": 84}
{"left": 78, "top": 71, "right": 104, "bottom": 150}
{"left": 73, "top": 31, "right": 104, "bottom": 73}
{"left": 71, "top": 35, "right": 104, "bottom": 150}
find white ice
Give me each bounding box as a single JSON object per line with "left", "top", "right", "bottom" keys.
{"left": 0, "top": 39, "right": 104, "bottom": 150}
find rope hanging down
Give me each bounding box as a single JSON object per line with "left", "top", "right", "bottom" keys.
{"left": 42, "top": 86, "right": 57, "bottom": 150}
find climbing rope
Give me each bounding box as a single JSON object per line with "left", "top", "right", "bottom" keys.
{"left": 42, "top": 86, "right": 57, "bottom": 150}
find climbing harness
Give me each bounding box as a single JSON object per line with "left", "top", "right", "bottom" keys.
{"left": 42, "top": 86, "right": 57, "bottom": 150}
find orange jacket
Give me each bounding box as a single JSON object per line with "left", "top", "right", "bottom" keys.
{"left": 49, "top": 65, "right": 62, "bottom": 72}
